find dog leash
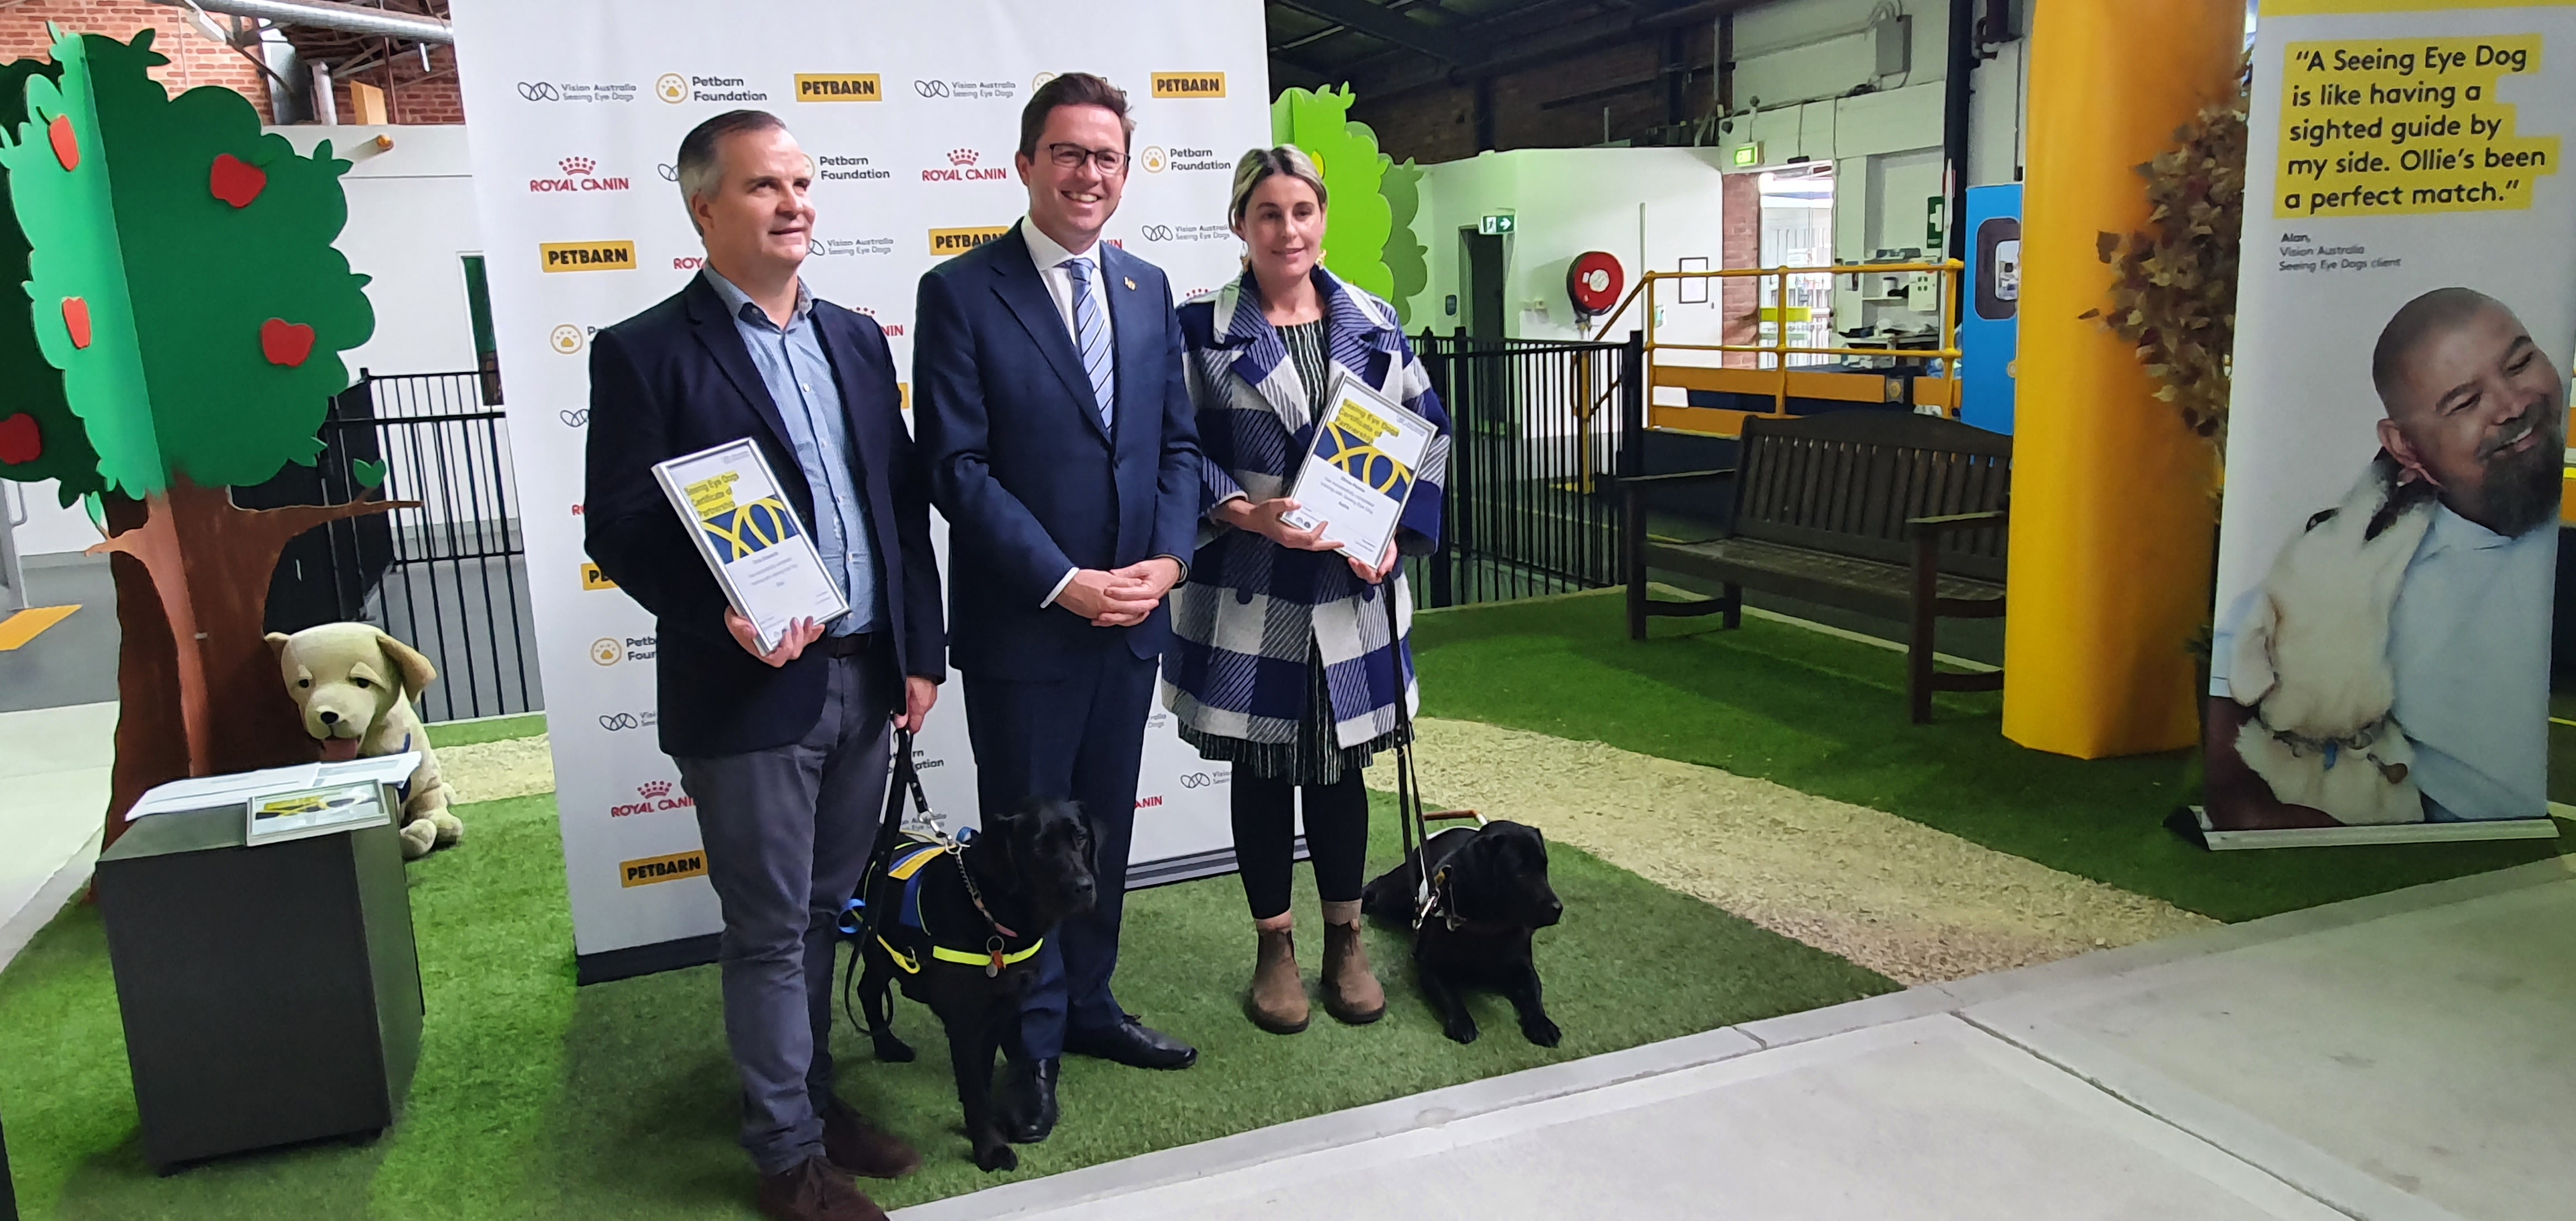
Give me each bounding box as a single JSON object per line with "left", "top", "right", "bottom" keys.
{"left": 1379, "top": 569, "right": 1438, "bottom": 930}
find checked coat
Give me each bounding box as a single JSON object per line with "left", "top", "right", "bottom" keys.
{"left": 1161, "top": 267, "right": 1452, "bottom": 750}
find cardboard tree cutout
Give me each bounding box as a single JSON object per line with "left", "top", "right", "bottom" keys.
{"left": 1377, "top": 158, "right": 1429, "bottom": 326}
{"left": 1271, "top": 86, "right": 1400, "bottom": 307}
{"left": 0, "top": 28, "right": 394, "bottom": 848}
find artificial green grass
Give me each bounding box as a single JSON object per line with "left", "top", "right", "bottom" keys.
{"left": 421, "top": 713, "right": 550, "bottom": 749}
{"left": 1410, "top": 589, "right": 2567, "bottom": 924}
{"left": 0, "top": 791, "right": 1891, "bottom": 1218}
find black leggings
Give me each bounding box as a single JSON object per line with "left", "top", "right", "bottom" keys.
{"left": 1232, "top": 770, "right": 1370, "bottom": 921}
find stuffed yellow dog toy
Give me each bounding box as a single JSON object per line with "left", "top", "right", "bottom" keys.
{"left": 266, "top": 623, "right": 461, "bottom": 859}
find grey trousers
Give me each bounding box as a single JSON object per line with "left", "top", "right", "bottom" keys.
{"left": 675, "top": 643, "right": 894, "bottom": 1175}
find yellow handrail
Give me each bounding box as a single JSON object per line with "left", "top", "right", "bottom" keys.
{"left": 1587, "top": 261, "right": 1967, "bottom": 423}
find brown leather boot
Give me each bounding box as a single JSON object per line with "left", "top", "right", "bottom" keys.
{"left": 756, "top": 1157, "right": 887, "bottom": 1221}
{"left": 1248, "top": 926, "right": 1309, "bottom": 1034}
{"left": 1319, "top": 903, "right": 1386, "bottom": 1025}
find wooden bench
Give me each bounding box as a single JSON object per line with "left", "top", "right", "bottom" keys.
{"left": 1621, "top": 411, "right": 2011, "bottom": 723}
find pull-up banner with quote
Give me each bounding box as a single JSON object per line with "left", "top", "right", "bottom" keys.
{"left": 445, "top": 0, "right": 1271, "bottom": 972}
{"left": 2198, "top": 0, "right": 2573, "bottom": 848}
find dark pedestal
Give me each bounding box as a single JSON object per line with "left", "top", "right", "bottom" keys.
{"left": 94, "top": 802, "right": 423, "bottom": 1174}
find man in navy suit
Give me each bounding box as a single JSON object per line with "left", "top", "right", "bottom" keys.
{"left": 913, "top": 72, "right": 1203, "bottom": 1144}
{"left": 586, "top": 111, "right": 939, "bottom": 1221}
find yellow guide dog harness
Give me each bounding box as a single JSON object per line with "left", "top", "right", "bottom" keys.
{"left": 873, "top": 837, "right": 1044, "bottom": 978}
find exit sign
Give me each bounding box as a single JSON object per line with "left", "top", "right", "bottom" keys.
{"left": 1731, "top": 143, "right": 1762, "bottom": 168}
{"left": 1479, "top": 213, "right": 1516, "bottom": 235}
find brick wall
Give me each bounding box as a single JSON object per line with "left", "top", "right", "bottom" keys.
{"left": 1, "top": 1, "right": 274, "bottom": 121}
{"left": 1721, "top": 170, "right": 1760, "bottom": 367}
{"left": 1353, "top": 28, "right": 1716, "bottom": 166}
{"left": 329, "top": 45, "right": 461, "bottom": 125}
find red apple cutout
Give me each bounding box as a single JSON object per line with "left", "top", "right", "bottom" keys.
{"left": 261, "top": 318, "right": 316, "bottom": 367}
{"left": 209, "top": 154, "right": 267, "bottom": 208}
{"left": 48, "top": 113, "right": 77, "bottom": 171}
{"left": 61, "top": 297, "right": 91, "bottom": 349}
{"left": 0, "top": 413, "right": 40, "bottom": 466}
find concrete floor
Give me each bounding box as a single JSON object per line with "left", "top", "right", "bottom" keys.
{"left": 896, "top": 860, "right": 2574, "bottom": 1221}
{"left": 0, "top": 702, "right": 112, "bottom": 972}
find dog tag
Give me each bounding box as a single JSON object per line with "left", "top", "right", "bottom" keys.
{"left": 987, "top": 938, "right": 1005, "bottom": 978}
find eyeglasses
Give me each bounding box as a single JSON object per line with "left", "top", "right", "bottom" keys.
{"left": 1045, "top": 143, "right": 1127, "bottom": 174}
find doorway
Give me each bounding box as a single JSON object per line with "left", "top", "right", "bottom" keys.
{"left": 1460, "top": 229, "right": 1507, "bottom": 339}
{"left": 1756, "top": 165, "right": 1835, "bottom": 368}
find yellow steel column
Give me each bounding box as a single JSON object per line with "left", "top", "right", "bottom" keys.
{"left": 2002, "top": 0, "right": 2239, "bottom": 758}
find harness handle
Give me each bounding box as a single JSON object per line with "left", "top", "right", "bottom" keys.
{"left": 841, "top": 728, "right": 935, "bottom": 1038}
{"left": 1381, "top": 573, "right": 1436, "bottom": 929}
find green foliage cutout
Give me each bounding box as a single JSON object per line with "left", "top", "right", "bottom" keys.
{"left": 0, "top": 52, "right": 96, "bottom": 500}
{"left": 1271, "top": 85, "right": 1396, "bottom": 306}
{"left": 1378, "top": 158, "right": 1428, "bottom": 326}
{"left": 0, "top": 27, "right": 374, "bottom": 499}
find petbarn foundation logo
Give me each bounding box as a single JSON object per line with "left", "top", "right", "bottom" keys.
{"left": 515, "top": 81, "right": 638, "bottom": 104}
{"left": 1144, "top": 146, "right": 1227, "bottom": 174}
{"left": 924, "top": 149, "right": 1011, "bottom": 183}
{"left": 619, "top": 849, "right": 706, "bottom": 887}
{"left": 928, "top": 225, "right": 1012, "bottom": 254}
{"left": 530, "top": 157, "right": 631, "bottom": 193}
{"left": 1150, "top": 73, "right": 1225, "bottom": 99}
{"left": 579, "top": 562, "right": 616, "bottom": 590}
{"left": 660, "top": 73, "right": 768, "bottom": 104}
{"left": 550, "top": 324, "right": 586, "bottom": 354}
{"left": 796, "top": 73, "right": 882, "bottom": 102}
{"left": 590, "top": 635, "right": 656, "bottom": 665}
{"left": 541, "top": 240, "right": 636, "bottom": 272}
{"left": 610, "top": 779, "right": 695, "bottom": 818}
{"left": 817, "top": 153, "right": 889, "bottom": 182}
{"left": 912, "top": 78, "right": 1019, "bottom": 101}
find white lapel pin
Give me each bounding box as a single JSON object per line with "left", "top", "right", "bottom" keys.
{"left": 1123, "top": 276, "right": 1137, "bottom": 291}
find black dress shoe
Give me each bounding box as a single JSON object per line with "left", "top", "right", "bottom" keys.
{"left": 1065, "top": 1015, "right": 1197, "bottom": 1070}
{"left": 1000, "top": 1057, "right": 1060, "bottom": 1144}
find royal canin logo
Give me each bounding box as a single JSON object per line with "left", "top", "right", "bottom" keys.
{"left": 923, "top": 149, "right": 1009, "bottom": 183}
{"left": 1135, "top": 794, "right": 1165, "bottom": 809}
{"left": 610, "top": 779, "right": 695, "bottom": 817}
{"left": 853, "top": 305, "right": 906, "bottom": 338}
{"left": 532, "top": 157, "right": 632, "bottom": 193}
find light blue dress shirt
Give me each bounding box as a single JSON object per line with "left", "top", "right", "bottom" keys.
{"left": 700, "top": 267, "right": 881, "bottom": 634}
{"left": 2212, "top": 501, "right": 2557, "bottom": 820}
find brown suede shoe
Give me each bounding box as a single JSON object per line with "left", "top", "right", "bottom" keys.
{"left": 1248, "top": 926, "right": 1309, "bottom": 1034}
{"left": 756, "top": 1157, "right": 887, "bottom": 1221}
{"left": 1320, "top": 920, "right": 1386, "bottom": 1025}
{"left": 822, "top": 1098, "right": 922, "bottom": 1180}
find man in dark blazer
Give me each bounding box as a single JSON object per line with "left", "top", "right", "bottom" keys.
{"left": 913, "top": 73, "right": 1203, "bottom": 1145}
{"left": 586, "top": 110, "right": 939, "bottom": 1221}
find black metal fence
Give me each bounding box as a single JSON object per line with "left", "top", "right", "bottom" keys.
{"left": 1410, "top": 332, "right": 1639, "bottom": 608}
{"left": 244, "top": 370, "right": 538, "bottom": 723}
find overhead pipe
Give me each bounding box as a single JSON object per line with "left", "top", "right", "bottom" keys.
{"left": 151, "top": 0, "right": 452, "bottom": 44}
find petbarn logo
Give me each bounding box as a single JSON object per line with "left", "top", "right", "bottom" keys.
{"left": 579, "top": 562, "right": 616, "bottom": 590}
{"left": 817, "top": 153, "right": 889, "bottom": 182}
{"left": 620, "top": 850, "right": 707, "bottom": 887}
{"left": 541, "top": 240, "right": 636, "bottom": 272}
{"left": 610, "top": 780, "right": 695, "bottom": 818}
{"left": 530, "top": 157, "right": 631, "bottom": 193}
{"left": 590, "top": 635, "right": 656, "bottom": 665}
{"left": 516, "top": 81, "right": 638, "bottom": 104}
{"left": 796, "top": 73, "right": 882, "bottom": 102}
{"left": 924, "top": 149, "right": 1010, "bottom": 183}
{"left": 596, "top": 710, "right": 657, "bottom": 732}
{"left": 551, "top": 324, "right": 586, "bottom": 354}
{"left": 929, "top": 225, "right": 1012, "bottom": 254}
{"left": 660, "top": 73, "right": 768, "bottom": 104}
{"left": 1151, "top": 73, "right": 1225, "bottom": 99}
{"left": 912, "top": 79, "right": 1019, "bottom": 101}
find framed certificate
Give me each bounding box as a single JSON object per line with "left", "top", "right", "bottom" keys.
{"left": 651, "top": 438, "right": 850, "bottom": 653}
{"left": 1282, "top": 373, "right": 1437, "bottom": 566}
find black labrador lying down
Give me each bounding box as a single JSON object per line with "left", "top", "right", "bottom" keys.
{"left": 1362, "top": 820, "right": 1565, "bottom": 1047}
{"left": 858, "top": 799, "right": 1095, "bottom": 1172}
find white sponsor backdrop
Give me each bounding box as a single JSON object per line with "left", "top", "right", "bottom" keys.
{"left": 448, "top": 0, "right": 1268, "bottom": 960}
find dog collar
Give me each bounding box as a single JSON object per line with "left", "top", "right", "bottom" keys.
{"left": 2250, "top": 708, "right": 2411, "bottom": 782}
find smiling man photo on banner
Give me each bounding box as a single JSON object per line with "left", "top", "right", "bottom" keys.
{"left": 2205, "top": 286, "right": 2564, "bottom": 832}
{"left": 913, "top": 72, "right": 1205, "bottom": 1147}
{"left": 584, "top": 110, "right": 945, "bottom": 1221}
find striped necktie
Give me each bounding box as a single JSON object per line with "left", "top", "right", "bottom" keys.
{"left": 1063, "top": 256, "right": 1114, "bottom": 431}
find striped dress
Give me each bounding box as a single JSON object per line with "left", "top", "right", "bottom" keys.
{"left": 1174, "top": 318, "right": 1408, "bottom": 786}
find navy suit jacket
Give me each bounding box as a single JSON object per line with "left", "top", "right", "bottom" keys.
{"left": 584, "top": 275, "right": 945, "bottom": 758}
{"left": 912, "top": 224, "right": 1202, "bottom": 679}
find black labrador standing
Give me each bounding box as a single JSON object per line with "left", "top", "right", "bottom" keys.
{"left": 856, "top": 799, "right": 1094, "bottom": 1172}
{"left": 1362, "top": 820, "right": 1565, "bottom": 1047}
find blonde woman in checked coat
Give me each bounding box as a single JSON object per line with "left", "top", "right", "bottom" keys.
{"left": 1163, "top": 146, "right": 1452, "bottom": 1036}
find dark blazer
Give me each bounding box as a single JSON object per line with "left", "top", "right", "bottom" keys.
{"left": 912, "top": 223, "right": 1202, "bottom": 679}
{"left": 584, "top": 274, "right": 944, "bottom": 758}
